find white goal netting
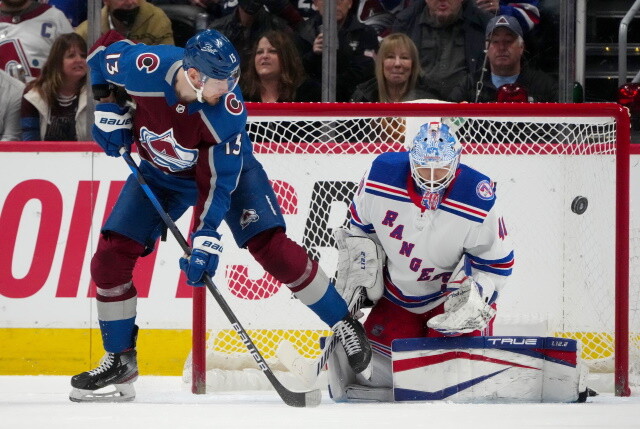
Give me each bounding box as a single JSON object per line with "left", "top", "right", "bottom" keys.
{"left": 183, "top": 103, "right": 638, "bottom": 395}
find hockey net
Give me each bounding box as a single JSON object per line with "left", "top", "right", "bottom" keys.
{"left": 183, "top": 103, "right": 637, "bottom": 396}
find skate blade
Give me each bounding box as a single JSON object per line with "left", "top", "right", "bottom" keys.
{"left": 69, "top": 383, "right": 136, "bottom": 403}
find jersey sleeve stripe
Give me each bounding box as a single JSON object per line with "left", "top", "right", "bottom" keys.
{"left": 370, "top": 339, "right": 392, "bottom": 358}
{"left": 364, "top": 180, "right": 412, "bottom": 203}
{"left": 383, "top": 276, "right": 454, "bottom": 309}
{"left": 467, "top": 251, "right": 515, "bottom": 276}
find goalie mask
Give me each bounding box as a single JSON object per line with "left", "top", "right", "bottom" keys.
{"left": 409, "top": 122, "right": 462, "bottom": 209}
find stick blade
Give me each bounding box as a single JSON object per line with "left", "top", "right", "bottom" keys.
{"left": 276, "top": 386, "right": 322, "bottom": 408}
{"left": 276, "top": 340, "right": 319, "bottom": 389}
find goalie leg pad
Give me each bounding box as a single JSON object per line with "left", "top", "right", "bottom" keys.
{"left": 326, "top": 341, "right": 356, "bottom": 402}
{"left": 327, "top": 345, "right": 394, "bottom": 402}
{"left": 391, "top": 336, "right": 588, "bottom": 403}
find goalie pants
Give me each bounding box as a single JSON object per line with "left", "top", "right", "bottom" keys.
{"left": 344, "top": 298, "right": 496, "bottom": 389}
{"left": 91, "top": 157, "right": 348, "bottom": 352}
{"left": 364, "top": 297, "right": 496, "bottom": 357}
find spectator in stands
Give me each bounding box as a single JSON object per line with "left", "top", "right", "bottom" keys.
{"left": 241, "top": 30, "right": 320, "bottom": 102}
{"left": 21, "top": 33, "right": 89, "bottom": 141}
{"left": 469, "top": 15, "right": 557, "bottom": 102}
{"left": 0, "top": 0, "right": 73, "bottom": 81}
{"left": 210, "top": 0, "right": 292, "bottom": 67}
{"left": 0, "top": 69, "right": 25, "bottom": 141}
{"left": 355, "top": 0, "right": 412, "bottom": 38}
{"left": 45, "top": 0, "right": 88, "bottom": 27}
{"left": 75, "top": 0, "right": 174, "bottom": 46}
{"left": 149, "top": 0, "right": 229, "bottom": 19}
{"left": 150, "top": 0, "right": 303, "bottom": 26}
{"left": 474, "top": 0, "right": 540, "bottom": 34}
{"left": 297, "top": 0, "right": 379, "bottom": 102}
{"left": 351, "top": 33, "right": 433, "bottom": 102}
{"left": 392, "top": 0, "right": 489, "bottom": 102}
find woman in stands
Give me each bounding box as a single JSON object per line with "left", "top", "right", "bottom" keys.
{"left": 350, "top": 33, "right": 433, "bottom": 103}
{"left": 21, "top": 33, "right": 89, "bottom": 141}
{"left": 241, "top": 30, "right": 320, "bottom": 103}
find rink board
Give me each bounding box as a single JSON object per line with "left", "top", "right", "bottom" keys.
{"left": 0, "top": 143, "right": 638, "bottom": 374}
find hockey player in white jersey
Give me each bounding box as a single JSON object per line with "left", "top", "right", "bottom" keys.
{"left": 0, "top": 0, "right": 72, "bottom": 81}
{"left": 327, "top": 120, "right": 514, "bottom": 401}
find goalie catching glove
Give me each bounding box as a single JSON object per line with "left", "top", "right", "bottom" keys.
{"left": 333, "top": 228, "right": 385, "bottom": 308}
{"left": 93, "top": 103, "right": 133, "bottom": 157}
{"left": 426, "top": 274, "right": 496, "bottom": 336}
{"left": 179, "top": 230, "right": 223, "bottom": 286}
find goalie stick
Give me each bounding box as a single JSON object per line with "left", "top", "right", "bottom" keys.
{"left": 276, "top": 290, "right": 367, "bottom": 388}
{"left": 120, "top": 149, "right": 322, "bottom": 408}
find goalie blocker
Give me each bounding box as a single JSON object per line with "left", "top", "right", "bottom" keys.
{"left": 328, "top": 336, "right": 588, "bottom": 403}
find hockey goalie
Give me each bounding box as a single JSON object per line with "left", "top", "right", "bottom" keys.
{"left": 324, "top": 120, "right": 588, "bottom": 403}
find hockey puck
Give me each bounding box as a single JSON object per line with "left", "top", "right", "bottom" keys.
{"left": 571, "top": 196, "right": 588, "bottom": 215}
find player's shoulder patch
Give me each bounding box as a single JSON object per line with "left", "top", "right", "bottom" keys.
{"left": 475, "top": 179, "right": 495, "bottom": 201}
{"left": 440, "top": 164, "right": 496, "bottom": 223}
{"left": 135, "top": 52, "right": 160, "bottom": 74}
{"left": 224, "top": 92, "right": 244, "bottom": 116}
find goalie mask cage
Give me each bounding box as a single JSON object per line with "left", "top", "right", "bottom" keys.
{"left": 184, "top": 103, "right": 636, "bottom": 397}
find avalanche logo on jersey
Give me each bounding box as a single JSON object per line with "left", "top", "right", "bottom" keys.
{"left": 239, "top": 209, "right": 259, "bottom": 229}
{"left": 136, "top": 53, "right": 159, "bottom": 74}
{"left": 139, "top": 127, "right": 198, "bottom": 172}
{"left": 225, "top": 93, "right": 243, "bottom": 116}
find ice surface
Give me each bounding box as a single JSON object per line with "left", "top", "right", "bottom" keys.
{"left": 2, "top": 376, "right": 640, "bottom": 429}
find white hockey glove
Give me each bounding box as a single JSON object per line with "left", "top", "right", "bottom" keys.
{"left": 333, "top": 228, "right": 385, "bottom": 309}
{"left": 426, "top": 275, "right": 496, "bottom": 336}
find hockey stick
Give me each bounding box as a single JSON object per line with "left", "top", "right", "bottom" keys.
{"left": 276, "top": 290, "right": 367, "bottom": 388}
{"left": 119, "top": 149, "right": 322, "bottom": 408}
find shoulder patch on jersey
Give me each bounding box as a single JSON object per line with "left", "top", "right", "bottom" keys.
{"left": 225, "top": 93, "right": 244, "bottom": 115}
{"left": 136, "top": 53, "right": 160, "bottom": 74}
{"left": 476, "top": 180, "right": 495, "bottom": 200}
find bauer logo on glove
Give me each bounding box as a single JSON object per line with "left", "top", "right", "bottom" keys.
{"left": 93, "top": 103, "right": 134, "bottom": 157}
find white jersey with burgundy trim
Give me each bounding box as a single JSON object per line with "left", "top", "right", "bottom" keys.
{"left": 0, "top": 4, "right": 72, "bottom": 80}
{"left": 349, "top": 151, "right": 514, "bottom": 314}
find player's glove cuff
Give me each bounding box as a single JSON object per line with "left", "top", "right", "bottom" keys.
{"left": 179, "top": 230, "right": 223, "bottom": 287}
{"left": 93, "top": 103, "right": 133, "bottom": 157}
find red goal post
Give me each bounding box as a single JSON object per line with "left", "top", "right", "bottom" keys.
{"left": 188, "top": 102, "right": 633, "bottom": 397}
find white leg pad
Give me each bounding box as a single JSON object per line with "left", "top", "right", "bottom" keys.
{"left": 326, "top": 342, "right": 356, "bottom": 402}
{"left": 392, "top": 336, "right": 588, "bottom": 403}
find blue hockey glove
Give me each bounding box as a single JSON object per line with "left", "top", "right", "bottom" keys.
{"left": 93, "top": 103, "right": 133, "bottom": 157}
{"left": 179, "top": 230, "right": 223, "bottom": 286}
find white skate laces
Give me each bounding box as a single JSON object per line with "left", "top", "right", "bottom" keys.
{"left": 333, "top": 316, "right": 372, "bottom": 377}
{"left": 88, "top": 353, "right": 115, "bottom": 376}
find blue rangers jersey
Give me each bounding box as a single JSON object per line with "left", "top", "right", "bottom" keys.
{"left": 350, "top": 151, "right": 514, "bottom": 314}
{"left": 87, "top": 40, "right": 250, "bottom": 235}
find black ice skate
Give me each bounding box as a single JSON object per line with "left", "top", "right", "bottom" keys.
{"left": 69, "top": 348, "right": 138, "bottom": 402}
{"left": 333, "top": 315, "right": 372, "bottom": 378}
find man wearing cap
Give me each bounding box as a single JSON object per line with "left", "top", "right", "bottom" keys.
{"left": 469, "top": 14, "right": 557, "bottom": 102}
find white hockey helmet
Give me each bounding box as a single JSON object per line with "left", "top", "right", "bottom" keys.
{"left": 409, "top": 121, "right": 462, "bottom": 193}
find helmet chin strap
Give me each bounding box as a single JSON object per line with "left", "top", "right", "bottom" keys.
{"left": 184, "top": 70, "right": 204, "bottom": 102}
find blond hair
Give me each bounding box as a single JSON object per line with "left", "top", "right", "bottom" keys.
{"left": 376, "top": 33, "right": 421, "bottom": 103}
